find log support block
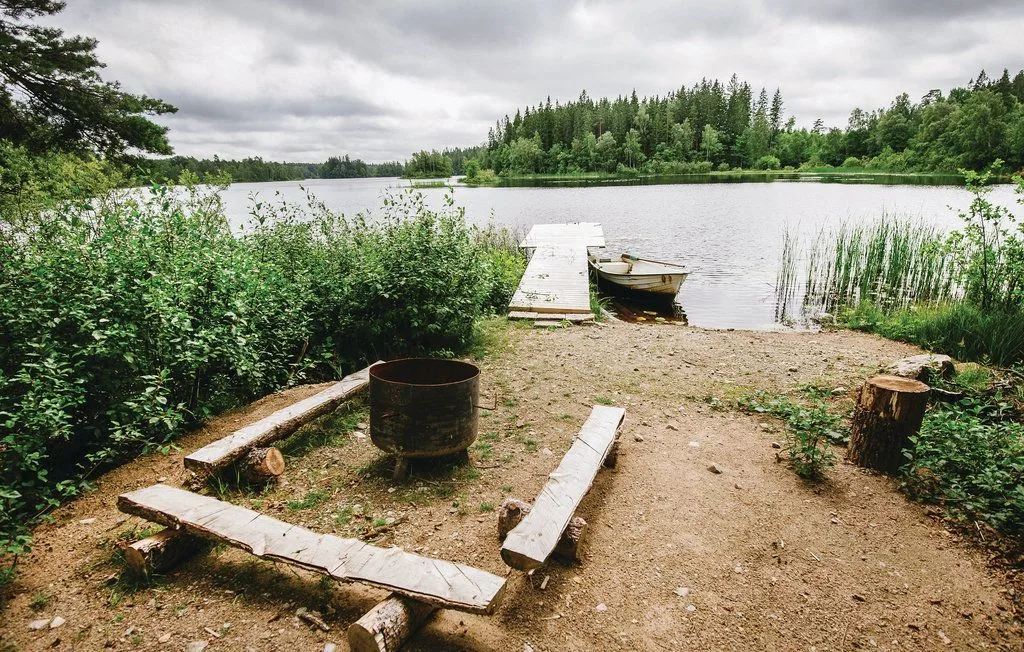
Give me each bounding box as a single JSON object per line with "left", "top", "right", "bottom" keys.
{"left": 497, "top": 498, "right": 586, "bottom": 562}
{"left": 121, "top": 529, "right": 204, "bottom": 577}
{"left": 603, "top": 438, "right": 621, "bottom": 469}
{"left": 241, "top": 446, "right": 285, "bottom": 483}
{"left": 847, "top": 374, "right": 930, "bottom": 474}
{"left": 348, "top": 594, "right": 436, "bottom": 652}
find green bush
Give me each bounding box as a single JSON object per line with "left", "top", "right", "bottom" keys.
{"left": 737, "top": 391, "right": 845, "bottom": 480}
{"left": 0, "top": 181, "right": 524, "bottom": 558}
{"left": 841, "top": 156, "right": 863, "bottom": 168}
{"left": 904, "top": 396, "right": 1024, "bottom": 535}
{"left": 754, "top": 155, "right": 781, "bottom": 170}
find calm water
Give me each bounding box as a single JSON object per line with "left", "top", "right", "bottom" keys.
{"left": 220, "top": 177, "right": 1020, "bottom": 330}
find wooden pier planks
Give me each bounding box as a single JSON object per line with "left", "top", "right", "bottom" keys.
{"left": 118, "top": 484, "right": 506, "bottom": 614}
{"left": 509, "top": 222, "right": 605, "bottom": 317}
{"left": 184, "top": 363, "right": 380, "bottom": 476}
{"left": 500, "top": 405, "right": 625, "bottom": 570}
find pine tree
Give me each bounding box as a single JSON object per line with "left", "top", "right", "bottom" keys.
{"left": 0, "top": 0, "right": 176, "bottom": 155}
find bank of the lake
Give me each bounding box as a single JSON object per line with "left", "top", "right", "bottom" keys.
{"left": 465, "top": 168, "right": 967, "bottom": 187}
{"left": 220, "top": 176, "right": 1022, "bottom": 331}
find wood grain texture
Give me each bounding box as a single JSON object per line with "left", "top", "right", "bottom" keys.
{"left": 509, "top": 223, "right": 604, "bottom": 316}
{"left": 347, "top": 594, "right": 436, "bottom": 652}
{"left": 121, "top": 529, "right": 203, "bottom": 577}
{"left": 184, "top": 363, "right": 380, "bottom": 475}
{"left": 500, "top": 405, "right": 625, "bottom": 570}
{"left": 117, "top": 484, "right": 506, "bottom": 613}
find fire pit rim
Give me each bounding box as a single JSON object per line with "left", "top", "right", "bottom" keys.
{"left": 369, "top": 357, "right": 480, "bottom": 388}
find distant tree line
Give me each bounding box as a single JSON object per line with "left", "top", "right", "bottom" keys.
{"left": 142, "top": 154, "right": 405, "bottom": 183}
{"left": 450, "top": 69, "right": 1024, "bottom": 177}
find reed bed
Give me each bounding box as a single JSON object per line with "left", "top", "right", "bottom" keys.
{"left": 777, "top": 215, "right": 959, "bottom": 319}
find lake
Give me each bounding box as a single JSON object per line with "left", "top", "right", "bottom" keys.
{"left": 219, "top": 177, "right": 1021, "bottom": 330}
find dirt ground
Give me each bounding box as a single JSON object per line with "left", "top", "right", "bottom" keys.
{"left": 2, "top": 320, "right": 1021, "bottom": 651}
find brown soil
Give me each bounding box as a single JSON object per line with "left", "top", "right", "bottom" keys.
{"left": 2, "top": 321, "right": 1021, "bottom": 651}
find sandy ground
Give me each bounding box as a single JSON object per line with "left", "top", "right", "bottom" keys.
{"left": 1, "top": 321, "right": 1021, "bottom": 651}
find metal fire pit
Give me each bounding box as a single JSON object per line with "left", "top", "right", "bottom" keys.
{"left": 369, "top": 358, "right": 481, "bottom": 478}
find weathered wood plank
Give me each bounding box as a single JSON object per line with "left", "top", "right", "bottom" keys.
{"left": 184, "top": 363, "right": 381, "bottom": 475}
{"left": 500, "top": 405, "right": 625, "bottom": 570}
{"left": 509, "top": 223, "right": 604, "bottom": 316}
{"left": 118, "top": 484, "right": 506, "bottom": 614}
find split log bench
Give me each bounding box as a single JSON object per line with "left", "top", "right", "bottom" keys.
{"left": 184, "top": 362, "right": 380, "bottom": 481}
{"left": 500, "top": 405, "right": 625, "bottom": 570}
{"left": 118, "top": 483, "right": 505, "bottom": 627}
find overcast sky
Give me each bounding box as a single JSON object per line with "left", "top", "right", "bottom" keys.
{"left": 49, "top": 0, "right": 1024, "bottom": 162}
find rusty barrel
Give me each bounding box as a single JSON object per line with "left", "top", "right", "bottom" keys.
{"left": 369, "top": 358, "right": 480, "bottom": 458}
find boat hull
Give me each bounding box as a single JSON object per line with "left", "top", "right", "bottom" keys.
{"left": 591, "top": 267, "right": 687, "bottom": 298}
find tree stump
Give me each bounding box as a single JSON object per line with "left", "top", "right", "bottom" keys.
{"left": 121, "top": 529, "right": 204, "bottom": 577}
{"left": 347, "top": 593, "right": 436, "bottom": 652}
{"left": 847, "top": 374, "right": 930, "bottom": 474}
{"left": 240, "top": 447, "right": 285, "bottom": 483}
{"left": 496, "top": 497, "right": 587, "bottom": 561}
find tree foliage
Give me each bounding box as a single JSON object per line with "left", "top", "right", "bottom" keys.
{"left": 0, "top": 0, "right": 176, "bottom": 155}
{"left": 469, "top": 69, "right": 1024, "bottom": 176}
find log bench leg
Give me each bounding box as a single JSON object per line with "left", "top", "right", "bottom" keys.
{"left": 497, "top": 498, "right": 587, "bottom": 563}
{"left": 121, "top": 529, "right": 204, "bottom": 577}
{"left": 603, "top": 438, "right": 621, "bottom": 469}
{"left": 348, "top": 593, "right": 436, "bottom": 652}
{"left": 241, "top": 446, "right": 286, "bottom": 483}
{"left": 392, "top": 457, "right": 410, "bottom": 481}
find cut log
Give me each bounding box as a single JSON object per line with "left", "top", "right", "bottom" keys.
{"left": 501, "top": 405, "right": 624, "bottom": 570}
{"left": 117, "top": 484, "right": 505, "bottom": 614}
{"left": 847, "top": 374, "right": 930, "bottom": 474}
{"left": 240, "top": 447, "right": 285, "bottom": 483}
{"left": 121, "top": 529, "right": 204, "bottom": 577}
{"left": 603, "top": 438, "right": 621, "bottom": 469}
{"left": 184, "top": 363, "right": 380, "bottom": 477}
{"left": 347, "top": 594, "right": 436, "bottom": 652}
{"left": 887, "top": 354, "right": 954, "bottom": 382}
{"left": 496, "top": 498, "right": 587, "bottom": 561}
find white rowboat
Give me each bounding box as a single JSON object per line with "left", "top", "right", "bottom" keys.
{"left": 588, "top": 252, "right": 689, "bottom": 298}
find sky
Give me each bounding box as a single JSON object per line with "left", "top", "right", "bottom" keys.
{"left": 48, "top": 0, "right": 1024, "bottom": 163}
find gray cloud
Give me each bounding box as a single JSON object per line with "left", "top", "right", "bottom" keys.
{"left": 42, "top": 0, "right": 1024, "bottom": 161}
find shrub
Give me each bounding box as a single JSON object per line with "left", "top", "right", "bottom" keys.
{"left": 0, "top": 181, "right": 524, "bottom": 561}
{"left": 737, "top": 391, "right": 845, "bottom": 480}
{"left": 754, "top": 155, "right": 781, "bottom": 170}
{"left": 841, "top": 156, "right": 863, "bottom": 168}
{"left": 904, "top": 396, "right": 1024, "bottom": 536}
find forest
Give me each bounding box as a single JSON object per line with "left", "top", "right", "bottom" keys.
{"left": 459, "top": 70, "right": 1024, "bottom": 178}
{"left": 142, "top": 154, "right": 405, "bottom": 183}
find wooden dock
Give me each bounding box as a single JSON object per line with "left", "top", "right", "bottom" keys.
{"left": 508, "top": 222, "right": 604, "bottom": 322}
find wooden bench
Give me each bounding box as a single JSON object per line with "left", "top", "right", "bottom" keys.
{"left": 118, "top": 484, "right": 506, "bottom": 614}
{"left": 500, "top": 405, "right": 625, "bottom": 570}
{"left": 184, "top": 362, "right": 380, "bottom": 478}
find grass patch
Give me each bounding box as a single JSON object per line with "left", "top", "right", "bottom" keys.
{"left": 479, "top": 502, "right": 495, "bottom": 513}
{"left": 593, "top": 395, "right": 615, "bottom": 406}
{"left": 286, "top": 490, "right": 330, "bottom": 511}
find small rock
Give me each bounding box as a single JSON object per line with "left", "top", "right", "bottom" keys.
{"left": 524, "top": 644, "right": 535, "bottom": 652}
{"left": 78, "top": 517, "right": 96, "bottom": 525}
{"left": 770, "top": 441, "right": 781, "bottom": 449}
{"left": 734, "top": 564, "right": 744, "bottom": 574}
{"left": 830, "top": 517, "right": 840, "bottom": 525}
{"left": 688, "top": 441, "right": 700, "bottom": 448}
{"left": 28, "top": 618, "right": 51, "bottom": 631}
{"left": 831, "top": 387, "right": 848, "bottom": 395}
{"left": 852, "top": 594, "right": 866, "bottom": 602}
{"left": 157, "top": 476, "right": 167, "bottom": 482}
{"left": 640, "top": 420, "right": 650, "bottom": 427}
{"left": 387, "top": 487, "right": 396, "bottom": 493}
{"left": 48, "top": 616, "right": 66, "bottom": 629}
{"left": 734, "top": 483, "right": 742, "bottom": 490}
{"left": 158, "top": 633, "right": 171, "bottom": 643}
{"left": 353, "top": 432, "right": 366, "bottom": 439}
{"left": 323, "top": 644, "right": 338, "bottom": 652}
{"left": 673, "top": 587, "right": 690, "bottom": 598}
{"left": 595, "top": 603, "right": 608, "bottom": 612}
{"left": 147, "top": 598, "right": 157, "bottom": 608}
{"left": 937, "top": 630, "right": 951, "bottom": 645}
{"left": 666, "top": 423, "right": 679, "bottom": 431}
{"left": 685, "top": 604, "right": 697, "bottom": 612}
{"left": 708, "top": 463, "right": 724, "bottom": 474}
{"left": 633, "top": 434, "right": 644, "bottom": 442}
{"left": 356, "top": 422, "right": 368, "bottom": 430}
{"left": 541, "top": 448, "right": 553, "bottom": 456}
{"left": 185, "top": 642, "right": 209, "bottom": 652}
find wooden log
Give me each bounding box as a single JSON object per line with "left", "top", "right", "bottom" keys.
{"left": 496, "top": 498, "right": 586, "bottom": 560}
{"left": 847, "top": 374, "right": 930, "bottom": 474}
{"left": 184, "top": 363, "right": 380, "bottom": 477}
{"left": 240, "top": 447, "right": 285, "bottom": 483}
{"left": 501, "top": 405, "right": 624, "bottom": 570}
{"left": 117, "top": 484, "right": 506, "bottom": 614}
{"left": 603, "top": 438, "right": 621, "bottom": 469}
{"left": 347, "top": 594, "right": 436, "bottom": 652}
{"left": 121, "top": 529, "right": 204, "bottom": 577}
